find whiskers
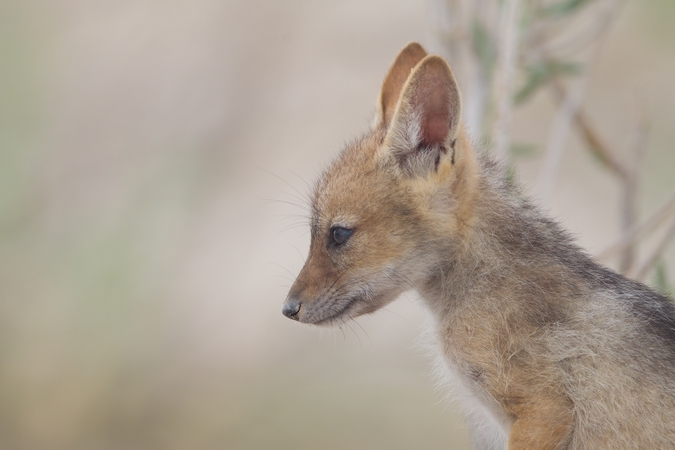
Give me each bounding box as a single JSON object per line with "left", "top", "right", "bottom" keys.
{"left": 311, "top": 307, "right": 372, "bottom": 348}
{"left": 259, "top": 167, "right": 314, "bottom": 237}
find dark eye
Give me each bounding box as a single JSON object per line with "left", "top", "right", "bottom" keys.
{"left": 331, "top": 227, "right": 353, "bottom": 246}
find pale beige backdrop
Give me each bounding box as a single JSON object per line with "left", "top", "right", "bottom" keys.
{"left": 1, "top": 1, "right": 674, "bottom": 449}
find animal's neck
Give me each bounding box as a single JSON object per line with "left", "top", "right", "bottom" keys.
{"left": 418, "top": 157, "right": 578, "bottom": 320}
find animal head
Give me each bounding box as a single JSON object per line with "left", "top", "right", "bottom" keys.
{"left": 282, "top": 43, "right": 478, "bottom": 325}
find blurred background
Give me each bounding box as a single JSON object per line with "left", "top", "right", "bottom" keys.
{"left": 1, "top": 0, "right": 674, "bottom": 449}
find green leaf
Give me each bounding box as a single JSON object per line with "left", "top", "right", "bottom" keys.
{"left": 514, "top": 61, "right": 581, "bottom": 105}
{"left": 541, "top": 0, "right": 595, "bottom": 17}
{"left": 510, "top": 142, "right": 539, "bottom": 158}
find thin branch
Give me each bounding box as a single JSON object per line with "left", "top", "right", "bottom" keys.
{"left": 549, "top": 79, "right": 649, "bottom": 274}
{"left": 429, "top": 0, "right": 487, "bottom": 139}
{"left": 536, "top": 71, "right": 590, "bottom": 201}
{"left": 531, "top": 0, "right": 624, "bottom": 61}
{"left": 596, "top": 191, "right": 675, "bottom": 261}
{"left": 491, "top": 0, "right": 522, "bottom": 163}
{"left": 550, "top": 80, "right": 630, "bottom": 181}
{"left": 628, "top": 213, "right": 675, "bottom": 281}
{"left": 618, "top": 102, "right": 648, "bottom": 272}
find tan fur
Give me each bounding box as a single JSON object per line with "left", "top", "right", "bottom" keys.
{"left": 283, "top": 43, "right": 675, "bottom": 449}
{"left": 375, "top": 42, "right": 428, "bottom": 128}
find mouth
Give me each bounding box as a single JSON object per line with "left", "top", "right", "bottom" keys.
{"left": 308, "top": 295, "right": 363, "bottom": 326}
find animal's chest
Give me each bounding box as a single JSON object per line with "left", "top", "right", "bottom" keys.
{"left": 431, "top": 318, "right": 514, "bottom": 445}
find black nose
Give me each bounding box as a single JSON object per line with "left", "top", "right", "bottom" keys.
{"left": 282, "top": 301, "right": 301, "bottom": 320}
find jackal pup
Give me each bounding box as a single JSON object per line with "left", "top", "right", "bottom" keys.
{"left": 281, "top": 43, "right": 675, "bottom": 449}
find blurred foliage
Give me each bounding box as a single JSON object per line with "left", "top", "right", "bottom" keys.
{"left": 638, "top": 0, "right": 675, "bottom": 45}
{"left": 471, "top": 20, "right": 497, "bottom": 80}
{"left": 0, "top": 6, "right": 45, "bottom": 238}
{"left": 514, "top": 61, "right": 581, "bottom": 105}
{"left": 510, "top": 142, "right": 540, "bottom": 158}
{"left": 540, "top": 0, "right": 596, "bottom": 18}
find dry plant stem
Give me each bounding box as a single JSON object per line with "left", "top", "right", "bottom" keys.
{"left": 550, "top": 81, "right": 651, "bottom": 272}
{"left": 550, "top": 81, "right": 630, "bottom": 181}
{"left": 429, "top": 0, "right": 488, "bottom": 138}
{"left": 571, "top": 108, "right": 630, "bottom": 179}
{"left": 618, "top": 107, "right": 648, "bottom": 272}
{"left": 619, "top": 169, "right": 639, "bottom": 272}
{"left": 461, "top": 31, "right": 489, "bottom": 138}
{"left": 534, "top": 2, "right": 618, "bottom": 201}
{"left": 491, "top": 0, "right": 522, "bottom": 163}
{"left": 536, "top": 75, "right": 590, "bottom": 202}
{"left": 629, "top": 213, "right": 675, "bottom": 281}
{"left": 536, "top": 0, "right": 624, "bottom": 58}
{"left": 597, "top": 192, "right": 675, "bottom": 262}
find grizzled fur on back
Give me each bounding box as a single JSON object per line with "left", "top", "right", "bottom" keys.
{"left": 282, "top": 43, "right": 675, "bottom": 449}
{"left": 440, "top": 150, "right": 675, "bottom": 448}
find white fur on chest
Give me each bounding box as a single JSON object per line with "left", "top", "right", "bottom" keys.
{"left": 435, "top": 355, "right": 507, "bottom": 449}
{"left": 424, "top": 312, "right": 509, "bottom": 449}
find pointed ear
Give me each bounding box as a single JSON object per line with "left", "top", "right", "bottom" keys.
{"left": 374, "top": 42, "right": 428, "bottom": 128}
{"left": 384, "top": 55, "right": 462, "bottom": 176}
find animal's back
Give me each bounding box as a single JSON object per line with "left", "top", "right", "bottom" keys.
{"left": 440, "top": 155, "right": 675, "bottom": 447}
{"left": 564, "top": 272, "right": 675, "bottom": 447}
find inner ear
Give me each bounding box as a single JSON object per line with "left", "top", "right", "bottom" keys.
{"left": 421, "top": 89, "right": 452, "bottom": 147}
{"left": 376, "top": 42, "right": 427, "bottom": 128}
{"left": 384, "top": 55, "right": 462, "bottom": 175}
